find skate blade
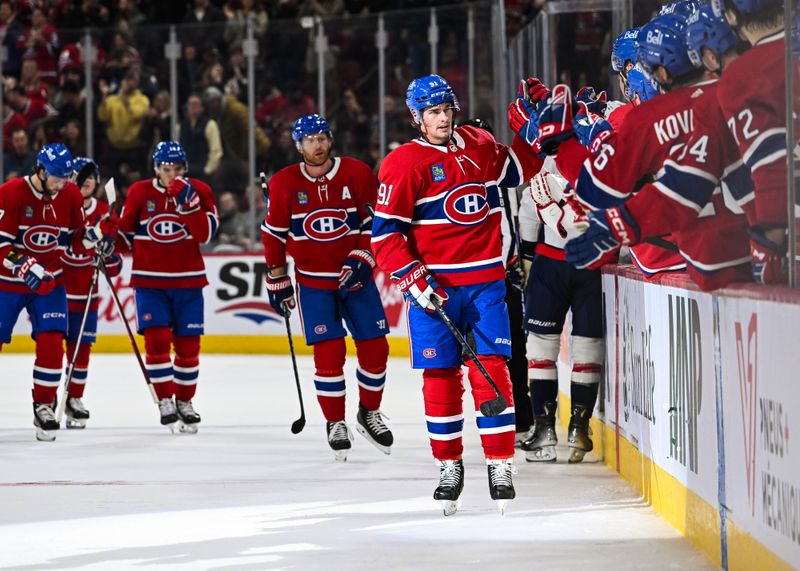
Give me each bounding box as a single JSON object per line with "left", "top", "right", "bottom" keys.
{"left": 165, "top": 423, "right": 179, "bottom": 434}
{"left": 568, "top": 447, "right": 590, "bottom": 463}
{"left": 524, "top": 445, "right": 557, "bottom": 463}
{"left": 355, "top": 425, "right": 391, "bottom": 455}
{"left": 333, "top": 450, "right": 348, "bottom": 462}
{"left": 439, "top": 499, "right": 460, "bottom": 516}
{"left": 35, "top": 427, "right": 56, "bottom": 442}
{"left": 179, "top": 422, "right": 199, "bottom": 434}
{"left": 496, "top": 499, "right": 510, "bottom": 516}
{"left": 66, "top": 418, "right": 86, "bottom": 429}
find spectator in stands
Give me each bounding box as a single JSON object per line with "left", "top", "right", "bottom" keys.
{"left": 201, "top": 61, "right": 226, "bottom": 92}
{"left": 223, "top": 44, "right": 247, "bottom": 102}
{"left": 17, "top": 7, "right": 59, "bottom": 83}
{"left": 203, "top": 84, "right": 270, "bottom": 165}
{"left": 3, "top": 127, "right": 35, "bottom": 180}
{"left": 142, "top": 90, "right": 172, "bottom": 156}
{"left": 276, "top": 82, "right": 316, "bottom": 123}
{"left": 52, "top": 80, "right": 85, "bottom": 135}
{"left": 300, "top": 0, "right": 346, "bottom": 17}
{"left": 116, "top": 0, "right": 146, "bottom": 34}
{"left": 263, "top": 123, "right": 297, "bottom": 174}
{"left": 178, "top": 43, "right": 203, "bottom": 105}
{"left": 5, "top": 84, "right": 56, "bottom": 127}
{"left": 183, "top": 0, "right": 226, "bottom": 52}
{"left": 255, "top": 77, "right": 286, "bottom": 129}
{"left": 177, "top": 93, "right": 223, "bottom": 186}
{"left": 212, "top": 191, "right": 252, "bottom": 251}
{"left": 2, "top": 101, "right": 27, "bottom": 153}
{"left": 104, "top": 31, "right": 142, "bottom": 86}
{"left": 0, "top": 1, "right": 25, "bottom": 77}
{"left": 59, "top": 0, "right": 114, "bottom": 29}
{"left": 19, "top": 57, "right": 49, "bottom": 102}
{"left": 60, "top": 118, "right": 87, "bottom": 158}
{"left": 332, "top": 88, "right": 370, "bottom": 162}
{"left": 224, "top": 0, "right": 268, "bottom": 47}
{"left": 97, "top": 68, "right": 150, "bottom": 174}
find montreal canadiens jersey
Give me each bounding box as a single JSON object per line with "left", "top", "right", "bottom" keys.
{"left": 0, "top": 176, "right": 86, "bottom": 293}
{"left": 261, "top": 156, "right": 377, "bottom": 290}
{"left": 717, "top": 32, "right": 796, "bottom": 228}
{"left": 61, "top": 197, "right": 109, "bottom": 311}
{"left": 626, "top": 79, "right": 751, "bottom": 291}
{"left": 372, "top": 125, "right": 543, "bottom": 287}
{"left": 117, "top": 177, "right": 218, "bottom": 289}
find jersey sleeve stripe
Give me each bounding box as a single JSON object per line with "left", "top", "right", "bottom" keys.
{"left": 576, "top": 158, "right": 629, "bottom": 210}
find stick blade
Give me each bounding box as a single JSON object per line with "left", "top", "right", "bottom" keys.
{"left": 479, "top": 395, "right": 508, "bottom": 418}
{"left": 104, "top": 177, "right": 117, "bottom": 207}
{"left": 291, "top": 417, "right": 305, "bottom": 434}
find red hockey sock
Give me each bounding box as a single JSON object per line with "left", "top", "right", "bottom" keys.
{"left": 422, "top": 366, "right": 465, "bottom": 461}
{"left": 173, "top": 335, "right": 200, "bottom": 402}
{"left": 467, "top": 355, "right": 515, "bottom": 460}
{"left": 313, "top": 338, "right": 347, "bottom": 422}
{"left": 354, "top": 336, "right": 388, "bottom": 411}
{"left": 33, "top": 331, "right": 64, "bottom": 404}
{"left": 66, "top": 342, "right": 92, "bottom": 398}
{"left": 144, "top": 326, "right": 174, "bottom": 400}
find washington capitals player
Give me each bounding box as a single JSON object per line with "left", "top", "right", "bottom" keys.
{"left": 371, "top": 75, "right": 544, "bottom": 515}
{"left": 115, "top": 141, "right": 219, "bottom": 432}
{"left": 261, "top": 114, "right": 392, "bottom": 461}
{"left": 60, "top": 157, "right": 123, "bottom": 428}
{"left": 0, "top": 143, "right": 111, "bottom": 441}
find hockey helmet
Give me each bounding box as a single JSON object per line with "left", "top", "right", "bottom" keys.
{"left": 711, "top": 0, "right": 781, "bottom": 17}
{"left": 37, "top": 143, "right": 75, "bottom": 179}
{"left": 73, "top": 156, "right": 99, "bottom": 179}
{"left": 637, "top": 16, "right": 696, "bottom": 80}
{"left": 153, "top": 140, "right": 187, "bottom": 168}
{"left": 625, "top": 64, "right": 661, "bottom": 103}
{"left": 406, "top": 74, "right": 460, "bottom": 123}
{"left": 685, "top": 4, "right": 738, "bottom": 68}
{"left": 659, "top": 0, "right": 700, "bottom": 21}
{"left": 612, "top": 28, "right": 640, "bottom": 73}
{"left": 291, "top": 114, "right": 332, "bottom": 145}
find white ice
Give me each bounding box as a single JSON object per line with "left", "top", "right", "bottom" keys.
{"left": 0, "top": 354, "right": 714, "bottom": 570}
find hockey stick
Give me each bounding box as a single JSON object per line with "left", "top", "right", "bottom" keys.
{"left": 430, "top": 298, "right": 507, "bottom": 417}
{"left": 55, "top": 259, "right": 102, "bottom": 424}
{"left": 98, "top": 257, "right": 158, "bottom": 404}
{"left": 260, "top": 171, "right": 306, "bottom": 434}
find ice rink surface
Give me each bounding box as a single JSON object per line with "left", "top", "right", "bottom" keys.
{"left": 0, "top": 354, "right": 715, "bottom": 571}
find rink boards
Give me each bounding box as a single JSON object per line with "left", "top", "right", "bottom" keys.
{"left": 595, "top": 266, "right": 800, "bottom": 570}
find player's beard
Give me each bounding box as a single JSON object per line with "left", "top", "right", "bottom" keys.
{"left": 302, "top": 148, "right": 331, "bottom": 168}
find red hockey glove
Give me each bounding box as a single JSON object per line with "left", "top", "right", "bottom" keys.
{"left": 167, "top": 177, "right": 200, "bottom": 211}
{"left": 265, "top": 272, "right": 295, "bottom": 316}
{"left": 747, "top": 228, "right": 787, "bottom": 285}
{"left": 508, "top": 97, "right": 540, "bottom": 147}
{"left": 338, "top": 249, "right": 376, "bottom": 292}
{"left": 575, "top": 86, "right": 608, "bottom": 116}
{"left": 3, "top": 251, "right": 55, "bottom": 295}
{"left": 519, "top": 77, "right": 550, "bottom": 105}
{"left": 538, "top": 84, "right": 576, "bottom": 156}
{"left": 391, "top": 261, "right": 448, "bottom": 312}
{"left": 103, "top": 254, "right": 123, "bottom": 278}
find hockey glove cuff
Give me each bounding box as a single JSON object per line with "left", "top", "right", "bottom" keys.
{"left": 265, "top": 272, "right": 296, "bottom": 316}
{"left": 747, "top": 227, "right": 788, "bottom": 285}
{"left": 391, "top": 261, "right": 448, "bottom": 312}
{"left": 103, "top": 254, "right": 123, "bottom": 278}
{"left": 339, "top": 249, "right": 376, "bottom": 292}
{"left": 565, "top": 206, "right": 638, "bottom": 270}
{"left": 3, "top": 251, "right": 55, "bottom": 295}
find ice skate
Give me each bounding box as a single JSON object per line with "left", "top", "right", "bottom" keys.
{"left": 33, "top": 401, "right": 59, "bottom": 442}
{"left": 356, "top": 405, "right": 393, "bottom": 455}
{"left": 487, "top": 458, "right": 516, "bottom": 515}
{"left": 433, "top": 459, "right": 464, "bottom": 516}
{"left": 158, "top": 398, "right": 179, "bottom": 433}
{"left": 65, "top": 397, "right": 90, "bottom": 429}
{"left": 515, "top": 426, "right": 533, "bottom": 449}
{"left": 567, "top": 404, "right": 593, "bottom": 463}
{"left": 176, "top": 399, "right": 201, "bottom": 434}
{"left": 327, "top": 421, "right": 353, "bottom": 461}
{"left": 521, "top": 401, "right": 558, "bottom": 463}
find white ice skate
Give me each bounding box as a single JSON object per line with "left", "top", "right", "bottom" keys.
{"left": 327, "top": 421, "right": 353, "bottom": 462}
{"left": 33, "top": 402, "right": 59, "bottom": 442}
{"left": 176, "top": 399, "right": 201, "bottom": 434}
{"left": 434, "top": 459, "right": 464, "bottom": 517}
{"left": 65, "top": 397, "right": 90, "bottom": 429}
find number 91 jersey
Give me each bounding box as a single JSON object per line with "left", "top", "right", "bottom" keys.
{"left": 261, "top": 156, "right": 377, "bottom": 290}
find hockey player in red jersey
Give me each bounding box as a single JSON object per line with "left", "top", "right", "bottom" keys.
{"left": 262, "top": 114, "right": 392, "bottom": 461}
{"left": 60, "top": 157, "right": 123, "bottom": 428}
{"left": 566, "top": 5, "right": 753, "bottom": 292}
{"left": 371, "top": 74, "right": 544, "bottom": 515}
{"left": 115, "top": 141, "right": 219, "bottom": 433}
{"left": 0, "top": 143, "right": 111, "bottom": 441}
{"left": 712, "top": 0, "right": 795, "bottom": 283}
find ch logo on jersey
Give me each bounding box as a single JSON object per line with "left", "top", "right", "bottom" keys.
{"left": 146, "top": 213, "right": 188, "bottom": 243}
{"left": 22, "top": 225, "right": 60, "bottom": 253}
{"left": 302, "top": 209, "right": 351, "bottom": 242}
{"left": 442, "top": 183, "right": 489, "bottom": 226}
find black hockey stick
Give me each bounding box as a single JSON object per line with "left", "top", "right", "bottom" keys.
{"left": 75, "top": 161, "right": 96, "bottom": 188}
{"left": 430, "top": 298, "right": 507, "bottom": 417}
{"left": 260, "top": 171, "right": 306, "bottom": 434}
{"left": 99, "top": 257, "right": 158, "bottom": 404}
{"left": 55, "top": 258, "right": 102, "bottom": 424}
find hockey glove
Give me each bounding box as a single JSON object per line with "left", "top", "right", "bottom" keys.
{"left": 747, "top": 228, "right": 787, "bottom": 285}
{"left": 83, "top": 214, "right": 118, "bottom": 257}
{"left": 391, "top": 261, "right": 448, "bottom": 312}
{"left": 508, "top": 96, "right": 540, "bottom": 147}
{"left": 506, "top": 255, "right": 526, "bottom": 293}
{"left": 338, "top": 249, "right": 376, "bottom": 292}
{"left": 167, "top": 177, "right": 200, "bottom": 212}
{"left": 573, "top": 102, "right": 615, "bottom": 154}
{"left": 520, "top": 77, "right": 551, "bottom": 106}
{"left": 529, "top": 171, "right": 568, "bottom": 239}
{"left": 565, "top": 205, "right": 639, "bottom": 270}
{"left": 103, "top": 254, "right": 123, "bottom": 278}
{"left": 265, "top": 272, "right": 295, "bottom": 316}
{"left": 3, "top": 251, "right": 55, "bottom": 295}
{"left": 575, "top": 86, "right": 608, "bottom": 116}
{"left": 537, "top": 84, "right": 576, "bottom": 156}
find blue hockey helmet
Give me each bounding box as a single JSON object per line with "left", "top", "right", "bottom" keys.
{"left": 73, "top": 156, "right": 99, "bottom": 178}
{"left": 406, "top": 74, "right": 460, "bottom": 123}
{"left": 625, "top": 64, "right": 661, "bottom": 103}
{"left": 291, "top": 114, "right": 332, "bottom": 145}
{"left": 37, "top": 143, "right": 74, "bottom": 178}
{"left": 153, "top": 140, "right": 187, "bottom": 168}
{"left": 711, "top": 0, "right": 781, "bottom": 17}
{"left": 685, "top": 4, "right": 738, "bottom": 68}
{"left": 611, "top": 28, "right": 640, "bottom": 73}
{"left": 637, "top": 16, "right": 696, "bottom": 80}
{"left": 659, "top": 0, "right": 700, "bottom": 21}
